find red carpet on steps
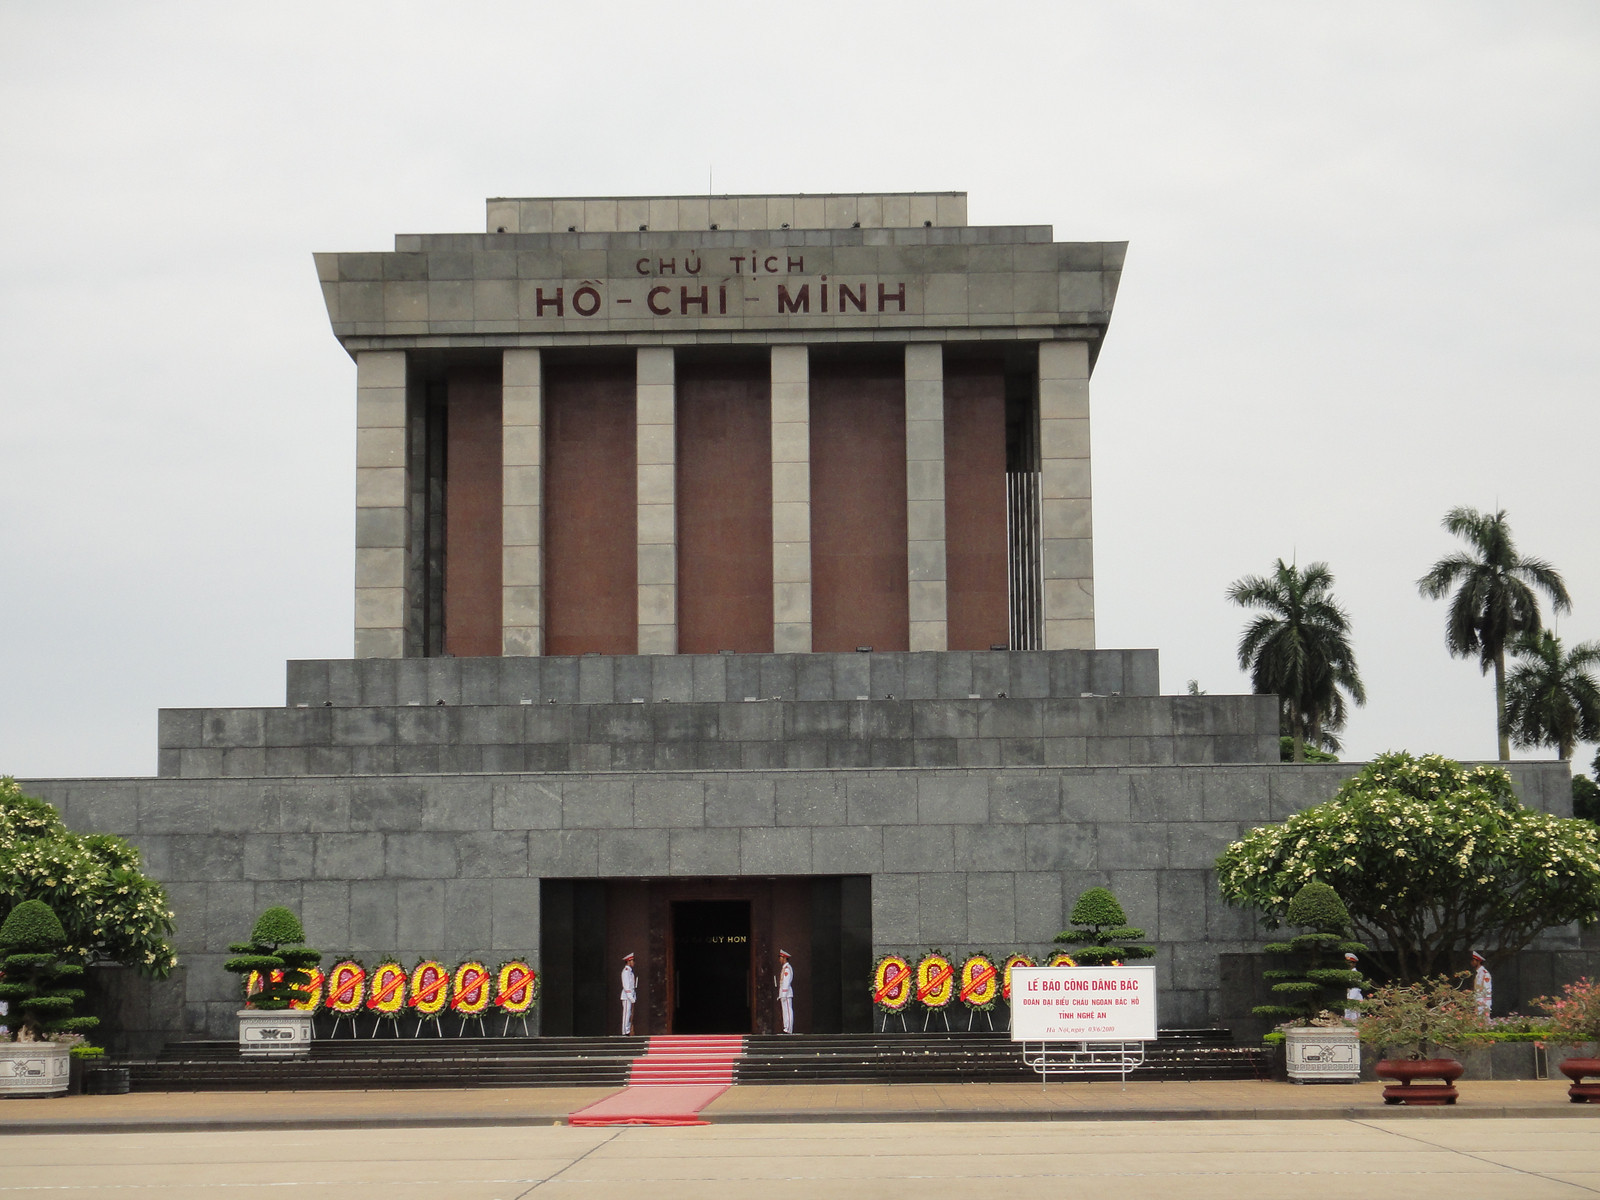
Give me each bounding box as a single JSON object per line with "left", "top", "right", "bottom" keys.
{"left": 569, "top": 1035, "right": 744, "bottom": 1126}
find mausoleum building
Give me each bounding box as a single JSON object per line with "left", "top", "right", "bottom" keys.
{"left": 21, "top": 194, "right": 1579, "bottom": 1051}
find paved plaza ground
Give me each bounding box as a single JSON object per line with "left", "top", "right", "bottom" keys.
{"left": 4, "top": 1083, "right": 1600, "bottom": 1198}
{"left": 4, "top": 1079, "right": 1599, "bottom": 1132}
{"left": 6, "top": 1115, "right": 1600, "bottom": 1199}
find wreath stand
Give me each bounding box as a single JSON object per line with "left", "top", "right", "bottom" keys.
{"left": 877, "top": 1009, "right": 910, "bottom": 1033}
{"left": 500, "top": 1012, "right": 533, "bottom": 1037}
{"left": 370, "top": 1016, "right": 401, "bottom": 1038}
{"left": 922, "top": 1006, "right": 952, "bottom": 1032}
{"left": 1021, "top": 1040, "right": 1147, "bottom": 1091}
{"left": 455, "top": 1013, "right": 487, "bottom": 1038}
{"left": 966, "top": 1007, "right": 996, "bottom": 1032}
{"left": 327, "top": 1013, "right": 356, "bottom": 1040}
{"left": 412, "top": 1015, "right": 446, "bottom": 1037}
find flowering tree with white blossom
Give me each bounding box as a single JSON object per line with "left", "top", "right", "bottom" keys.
{"left": 1217, "top": 752, "right": 1600, "bottom": 982}
{"left": 0, "top": 779, "right": 176, "bottom": 975}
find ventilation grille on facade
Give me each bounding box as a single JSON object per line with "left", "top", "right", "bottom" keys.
{"left": 1007, "top": 470, "right": 1043, "bottom": 650}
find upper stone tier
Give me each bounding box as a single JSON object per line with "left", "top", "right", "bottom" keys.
{"left": 485, "top": 192, "right": 970, "bottom": 234}
{"left": 313, "top": 192, "right": 1125, "bottom": 355}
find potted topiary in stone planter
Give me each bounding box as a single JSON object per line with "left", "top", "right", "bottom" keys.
{"left": 1054, "top": 887, "right": 1157, "bottom": 966}
{"left": 1358, "top": 973, "right": 1489, "bottom": 1105}
{"left": 0, "top": 900, "right": 99, "bottom": 1098}
{"left": 1254, "top": 881, "right": 1366, "bottom": 1084}
{"left": 224, "top": 906, "right": 320, "bottom": 1058}
{"left": 1533, "top": 976, "right": 1600, "bottom": 1101}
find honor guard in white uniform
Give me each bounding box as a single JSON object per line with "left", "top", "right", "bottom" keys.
{"left": 1343, "top": 951, "right": 1363, "bottom": 1022}
{"left": 620, "top": 952, "right": 637, "bottom": 1035}
{"left": 1472, "top": 950, "right": 1492, "bottom": 1018}
{"left": 777, "top": 949, "right": 795, "bottom": 1034}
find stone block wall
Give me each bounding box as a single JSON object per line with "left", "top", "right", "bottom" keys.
{"left": 155, "top": 695, "right": 1280, "bottom": 778}
{"left": 22, "top": 759, "right": 1575, "bottom": 1053}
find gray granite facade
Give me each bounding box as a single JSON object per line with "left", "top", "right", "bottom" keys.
{"left": 21, "top": 752, "right": 1577, "bottom": 1052}
{"left": 156, "top": 695, "right": 1279, "bottom": 779}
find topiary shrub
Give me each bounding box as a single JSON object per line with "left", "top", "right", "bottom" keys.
{"left": 1254, "top": 880, "right": 1366, "bottom": 1025}
{"left": 0, "top": 899, "right": 99, "bottom": 1042}
{"left": 1053, "top": 887, "right": 1156, "bottom": 965}
{"left": 223, "top": 906, "right": 320, "bottom": 1011}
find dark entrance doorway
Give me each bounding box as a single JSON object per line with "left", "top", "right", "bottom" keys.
{"left": 540, "top": 875, "right": 871, "bottom": 1036}
{"left": 671, "top": 900, "right": 752, "bottom": 1033}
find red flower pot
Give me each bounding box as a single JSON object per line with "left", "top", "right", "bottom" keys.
{"left": 1374, "top": 1057, "right": 1464, "bottom": 1105}
{"left": 1558, "top": 1058, "right": 1600, "bottom": 1104}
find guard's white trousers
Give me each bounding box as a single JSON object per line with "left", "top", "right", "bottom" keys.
{"left": 780, "top": 995, "right": 794, "bottom": 1034}
{"left": 621, "top": 999, "right": 634, "bottom": 1035}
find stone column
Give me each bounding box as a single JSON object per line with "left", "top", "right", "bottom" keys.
{"left": 771, "top": 345, "right": 812, "bottom": 652}
{"left": 354, "top": 350, "right": 408, "bottom": 658}
{"left": 637, "top": 347, "right": 677, "bottom": 655}
{"left": 502, "top": 348, "right": 543, "bottom": 656}
{"left": 905, "top": 344, "right": 948, "bottom": 651}
{"left": 1038, "top": 340, "right": 1095, "bottom": 649}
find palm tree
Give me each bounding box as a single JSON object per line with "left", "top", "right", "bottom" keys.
{"left": 1416, "top": 507, "right": 1571, "bottom": 760}
{"left": 1228, "top": 560, "right": 1367, "bottom": 763}
{"left": 1503, "top": 630, "right": 1600, "bottom": 760}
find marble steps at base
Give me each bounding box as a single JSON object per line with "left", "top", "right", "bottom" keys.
{"left": 122, "top": 1030, "right": 1268, "bottom": 1091}
{"left": 736, "top": 1029, "right": 1268, "bottom": 1084}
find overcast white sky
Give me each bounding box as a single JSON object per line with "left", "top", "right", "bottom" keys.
{"left": 2, "top": 1, "right": 1596, "bottom": 780}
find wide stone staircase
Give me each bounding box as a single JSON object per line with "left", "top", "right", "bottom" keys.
{"left": 124, "top": 1029, "right": 1269, "bottom": 1091}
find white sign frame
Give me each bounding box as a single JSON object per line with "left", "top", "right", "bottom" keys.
{"left": 1008, "top": 966, "right": 1158, "bottom": 1042}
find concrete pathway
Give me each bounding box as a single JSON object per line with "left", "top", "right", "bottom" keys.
{"left": 2, "top": 1078, "right": 1597, "bottom": 1134}
{"left": 5, "top": 1117, "right": 1600, "bottom": 1198}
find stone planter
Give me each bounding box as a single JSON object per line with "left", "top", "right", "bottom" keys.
{"left": 238, "top": 1008, "right": 313, "bottom": 1058}
{"left": 1285, "top": 1026, "right": 1360, "bottom": 1083}
{"left": 0, "top": 1041, "right": 71, "bottom": 1098}
{"left": 1559, "top": 1057, "right": 1600, "bottom": 1103}
{"left": 1375, "top": 1057, "right": 1464, "bottom": 1105}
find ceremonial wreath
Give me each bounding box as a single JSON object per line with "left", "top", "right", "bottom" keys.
{"left": 495, "top": 960, "right": 538, "bottom": 1015}
{"left": 409, "top": 960, "right": 451, "bottom": 1019}
{"left": 450, "top": 961, "right": 492, "bottom": 1016}
{"left": 915, "top": 951, "right": 955, "bottom": 1010}
{"left": 957, "top": 953, "right": 999, "bottom": 1011}
{"left": 871, "top": 953, "right": 913, "bottom": 1013}
{"left": 366, "top": 960, "right": 408, "bottom": 1019}
{"left": 325, "top": 960, "right": 366, "bottom": 1015}
{"left": 1001, "top": 953, "right": 1036, "bottom": 1001}
{"left": 291, "top": 967, "right": 325, "bottom": 1011}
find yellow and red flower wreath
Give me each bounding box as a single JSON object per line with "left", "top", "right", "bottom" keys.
{"left": 958, "top": 954, "right": 1000, "bottom": 1010}
{"left": 871, "top": 954, "right": 913, "bottom": 1012}
{"left": 494, "top": 961, "right": 538, "bottom": 1014}
{"left": 291, "top": 967, "right": 325, "bottom": 1011}
{"left": 366, "top": 960, "right": 407, "bottom": 1018}
{"left": 1047, "top": 951, "right": 1078, "bottom": 968}
{"left": 410, "top": 960, "right": 450, "bottom": 1018}
{"left": 325, "top": 960, "right": 366, "bottom": 1015}
{"left": 450, "top": 961, "right": 492, "bottom": 1016}
{"left": 1001, "top": 953, "right": 1036, "bottom": 1000}
{"left": 915, "top": 951, "right": 955, "bottom": 1009}
{"left": 244, "top": 968, "right": 283, "bottom": 1006}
